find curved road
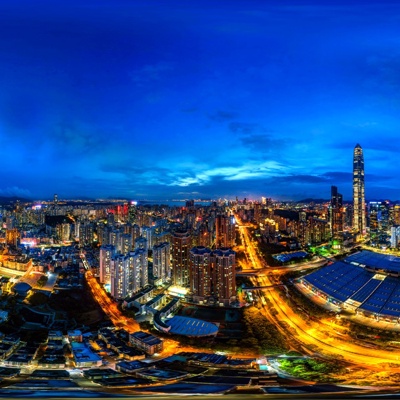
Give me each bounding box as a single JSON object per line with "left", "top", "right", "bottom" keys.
{"left": 235, "top": 214, "right": 400, "bottom": 368}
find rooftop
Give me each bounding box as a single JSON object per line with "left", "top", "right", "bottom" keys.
{"left": 70, "top": 342, "right": 101, "bottom": 363}
{"left": 130, "top": 331, "right": 163, "bottom": 346}
{"left": 303, "top": 251, "right": 400, "bottom": 318}
{"left": 346, "top": 250, "right": 400, "bottom": 274}
{"left": 166, "top": 316, "right": 219, "bottom": 337}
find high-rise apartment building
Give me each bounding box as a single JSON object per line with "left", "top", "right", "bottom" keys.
{"left": 119, "top": 233, "right": 133, "bottom": 254}
{"left": 128, "top": 202, "right": 137, "bottom": 223}
{"left": 189, "top": 246, "right": 213, "bottom": 301}
{"left": 134, "top": 237, "right": 148, "bottom": 251}
{"left": 152, "top": 242, "right": 171, "bottom": 283}
{"left": 78, "top": 220, "right": 94, "bottom": 247}
{"left": 353, "top": 144, "right": 366, "bottom": 234}
{"left": 6, "top": 228, "right": 20, "bottom": 247}
{"left": 215, "top": 215, "right": 235, "bottom": 248}
{"left": 391, "top": 226, "right": 400, "bottom": 248}
{"left": 110, "top": 249, "right": 148, "bottom": 299}
{"left": 99, "top": 245, "right": 115, "bottom": 284}
{"left": 171, "top": 229, "right": 191, "bottom": 287}
{"left": 212, "top": 247, "right": 236, "bottom": 304}
{"left": 189, "top": 246, "right": 236, "bottom": 306}
{"left": 253, "top": 202, "right": 261, "bottom": 224}
{"left": 394, "top": 205, "right": 400, "bottom": 226}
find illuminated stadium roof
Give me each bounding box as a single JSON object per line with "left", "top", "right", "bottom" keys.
{"left": 303, "top": 251, "right": 400, "bottom": 319}
{"left": 165, "top": 316, "right": 218, "bottom": 337}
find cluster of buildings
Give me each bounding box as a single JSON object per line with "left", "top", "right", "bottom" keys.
{"left": 0, "top": 326, "right": 165, "bottom": 370}
{"left": 95, "top": 206, "right": 237, "bottom": 306}
{"left": 237, "top": 144, "right": 400, "bottom": 250}
{"left": 0, "top": 198, "right": 238, "bottom": 307}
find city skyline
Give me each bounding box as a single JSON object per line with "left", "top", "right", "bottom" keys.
{"left": 1, "top": 0, "right": 400, "bottom": 201}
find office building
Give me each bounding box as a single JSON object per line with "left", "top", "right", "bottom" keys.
{"left": 353, "top": 143, "right": 366, "bottom": 234}
{"left": 330, "top": 185, "right": 343, "bottom": 237}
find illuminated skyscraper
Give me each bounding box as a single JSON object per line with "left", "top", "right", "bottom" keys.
{"left": 353, "top": 144, "right": 366, "bottom": 234}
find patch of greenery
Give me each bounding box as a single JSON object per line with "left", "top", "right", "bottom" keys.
{"left": 282, "top": 282, "right": 328, "bottom": 318}
{"left": 279, "top": 358, "right": 345, "bottom": 381}
{"left": 242, "top": 306, "right": 289, "bottom": 354}
{"left": 28, "top": 292, "right": 49, "bottom": 306}
{"left": 36, "top": 275, "right": 48, "bottom": 288}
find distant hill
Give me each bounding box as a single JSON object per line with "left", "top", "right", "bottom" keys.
{"left": 296, "top": 198, "right": 328, "bottom": 204}
{"left": 0, "top": 196, "right": 31, "bottom": 205}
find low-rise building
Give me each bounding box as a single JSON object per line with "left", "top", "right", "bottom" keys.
{"left": 68, "top": 330, "right": 83, "bottom": 343}
{"left": 70, "top": 342, "right": 102, "bottom": 368}
{"left": 116, "top": 360, "right": 147, "bottom": 374}
{"left": 3, "top": 345, "right": 39, "bottom": 367}
{"left": 123, "top": 286, "right": 154, "bottom": 309}
{"left": 0, "top": 343, "right": 16, "bottom": 360}
{"left": 129, "top": 331, "right": 163, "bottom": 355}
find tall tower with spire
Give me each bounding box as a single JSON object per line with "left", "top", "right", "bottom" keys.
{"left": 353, "top": 144, "right": 366, "bottom": 234}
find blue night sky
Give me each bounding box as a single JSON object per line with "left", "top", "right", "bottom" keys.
{"left": 0, "top": 0, "right": 399, "bottom": 201}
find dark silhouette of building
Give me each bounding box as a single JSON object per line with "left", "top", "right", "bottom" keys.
{"left": 330, "top": 185, "right": 343, "bottom": 237}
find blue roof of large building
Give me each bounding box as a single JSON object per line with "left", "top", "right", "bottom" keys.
{"left": 166, "top": 316, "right": 218, "bottom": 337}
{"left": 13, "top": 282, "right": 32, "bottom": 294}
{"left": 345, "top": 251, "right": 400, "bottom": 273}
{"left": 303, "top": 251, "right": 400, "bottom": 319}
{"left": 305, "top": 261, "right": 373, "bottom": 302}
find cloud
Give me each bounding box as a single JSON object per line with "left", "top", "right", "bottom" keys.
{"left": 50, "top": 123, "right": 102, "bottom": 155}
{"left": 130, "top": 62, "right": 174, "bottom": 86}
{"left": 265, "top": 170, "right": 393, "bottom": 187}
{"left": 167, "top": 160, "right": 286, "bottom": 187}
{"left": 364, "top": 52, "right": 400, "bottom": 94}
{"left": 100, "top": 163, "right": 179, "bottom": 185}
{"left": 240, "top": 133, "right": 286, "bottom": 153}
{"left": 268, "top": 174, "right": 328, "bottom": 185}
{"left": 227, "top": 121, "right": 286, "bottom": 154}
{"left": 321, "top": 171, "right": 352, "bottom": 182}
{"left": 228, "top": 122, "right": 258, "bottom": 134}
{"left": 208, "top": 110, "right": 238, "bottom": 122}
